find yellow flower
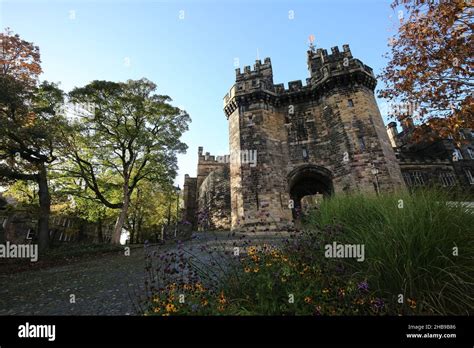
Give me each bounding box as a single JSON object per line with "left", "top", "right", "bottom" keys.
{"left": 195, "top": 283, "right": 205, "bottom": 292}
{"left": 253, "top": 267, "right": 259, "bottom": 273}
{"left": 201, "top": 298, "right": 209, "bottom": 306}
{"left": 247, "top": 246, "right": 257, "bottom": 255}
{"left": 218, "top": 291, "right": 227, "bottom": 304}
{"left": 153, "top": 307, "right": 161, "bottom": 313}
{"left": 217, "top": 305, "right": 225, "bottom": 311}
{"left": 304, "top": 296, "right": 312, "bottom": 304}
{"left": 165, "top": 303, "right": 177, "bottom": 313}
{"left": 162, "top": 313, "right": 170, "bottom": 316}
{"left": 183, "top": 284, "right": 192, "bottom": 291}
{"left": 265, "top": 263, "right": 272, "bottom": 267}
{"left": 244, "top": 267, "right": 251, "bottom": 273}
{"left": 322, "top": 288, "right": 329, "bottom": 294}
{"left": 338, "top": 288, "right": 345, "bottom": 297}
{"left": 281, "top": 277, "right": 287, "bottom": 282}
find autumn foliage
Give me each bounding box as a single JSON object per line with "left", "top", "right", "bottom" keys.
{"left": 0, "top": 27, "right": 42, "bottom": 85}
{"left": 378, "top": 0, "right": 473, "bottom": 143}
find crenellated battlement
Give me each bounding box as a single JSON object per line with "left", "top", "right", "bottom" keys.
{"left": 235, "top": 57, "right": 272, "bottom": 80}
{"left": 224, "top": 44, "right": 377, "bottom": 117}
{"left": 197, "top": 146, "right": 224, "bottom": 164}
{"left": 307, "top": 44, "right": 374, "bottom": 84}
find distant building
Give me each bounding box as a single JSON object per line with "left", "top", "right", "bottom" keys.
{"left": 388, "top": 120, "right": 474, "bottom": 193}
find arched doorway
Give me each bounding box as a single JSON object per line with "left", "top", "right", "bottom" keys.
{"left": 287, "top": 165, "right": 333, "bottom": 219}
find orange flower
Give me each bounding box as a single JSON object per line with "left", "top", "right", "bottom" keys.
{"left": 165, "top": 303, "right": 177, "bottom": 313}
{"left": 304, "top": 296, "right": 312, "bottom": 304}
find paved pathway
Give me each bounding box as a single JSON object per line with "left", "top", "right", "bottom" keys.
{"left": 0, "top": 231, "right": 289, "bottom": 315}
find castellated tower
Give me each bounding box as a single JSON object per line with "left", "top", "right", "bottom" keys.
{"left": 223, "top": 44, "right": 405, "bottom": 231}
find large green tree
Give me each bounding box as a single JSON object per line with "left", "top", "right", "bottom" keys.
{"left": 65, "top": 78, "right": 190, "bottom": 244}
{"left": 0, "top": 76, "right": 65, "bottom": 251}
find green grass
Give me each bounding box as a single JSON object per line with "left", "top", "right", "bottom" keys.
{"left": 305, "top": 189, "right": 474, "bottom": 315}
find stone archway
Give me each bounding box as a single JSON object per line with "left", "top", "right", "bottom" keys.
{"left": 287, "top": 165, "right": 333, "bottom": 218}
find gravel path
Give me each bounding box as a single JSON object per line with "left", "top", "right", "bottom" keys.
{"left": 0, "top": 231, "right": 289, "bottom": 315}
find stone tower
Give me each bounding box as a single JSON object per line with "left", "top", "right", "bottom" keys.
{"left": 223, "top": 44, "right": 404, "bottom": 231}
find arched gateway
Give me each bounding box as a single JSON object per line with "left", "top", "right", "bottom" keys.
{"left": 288, "top": 165, "right": 333, "bottom": 217}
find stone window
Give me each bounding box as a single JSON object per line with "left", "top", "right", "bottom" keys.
{"left": 465, "top": 169, "right": 474, "bottom": 185}
{"left": 358, "top": 136, "right": 366, "bottom": 151}
{"left": 404, "top": 171, "right": 426, "bottom": 187}
{"left": 296, "top": 118, "right": 308, "bottom": 141}
{"left": 302, "top": 147, "right": 309, "bottom": 160}
{"left": 412, "top": 171, "right": 426, "bottom": 186}
{"left": 402, "top": 172, "right": 412, "bottom": 187}
{"left": 348, "top": 99, "right": 354, "bottom": 107}
{"left": 467, "top": 148, "right": 474, "bottom": 160}
{"left": 439, "top": 172, "right": 456, "bottom": 187}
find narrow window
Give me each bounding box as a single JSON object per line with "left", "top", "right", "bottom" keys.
{"left": 348, "top": 99, "right": 354, "bottom": 107}
{"left": 467, "top": 148, "right": 474, "bottom": 160}
{"left": 358, "top": 136, "right": 366, "bottom": 151}
{"left": 465, "top": 169, "right": 474, "bottom": 185}
{"left": 412, "top": 171, "right": 425, "bottom": 186}
{"left": 402, "top": 172, "right": 412, "bottom": 187}
{"left": 302, "top": 147, "right": 309, "bottom": 160}
{"left": 439, "top": 172, "right": 456, "bottom": 187}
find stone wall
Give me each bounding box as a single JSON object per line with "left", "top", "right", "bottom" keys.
{"left": 182, "top": 147, "right": 232, "bottom": 230}
{"left": 0, "top": 209, "right": 115, "bottom": 244}
{"left": 197, "top": 166, "right": 231, "bottom": 230}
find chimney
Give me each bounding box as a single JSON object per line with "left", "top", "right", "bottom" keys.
{"left": 387, "top": 122, "right": 399, "bottom": 148}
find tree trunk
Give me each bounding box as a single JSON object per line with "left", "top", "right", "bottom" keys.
{"left": 111, "top": 192, "right": 130, "bottom": 245}
{"left": 37, "top": 165, "right": 50, "bottom": 252}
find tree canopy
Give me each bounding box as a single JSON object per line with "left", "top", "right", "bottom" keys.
{"left": 378, "top": 0, "right": 473, "bottom": 143}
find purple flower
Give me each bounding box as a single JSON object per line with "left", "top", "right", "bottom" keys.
{"left": 357, "top": 281, "right": 369, "bottom": 292}
{"left": 373, "top": 298, "right": 384, "bottom": 309}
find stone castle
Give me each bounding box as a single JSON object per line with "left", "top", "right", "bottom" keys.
{"left": 183, "top": 44, "right": 474, "bottom": 231}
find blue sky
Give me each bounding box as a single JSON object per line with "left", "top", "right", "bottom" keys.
{"left": 1, "top": 0, "right": 400, "bottom": 186}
